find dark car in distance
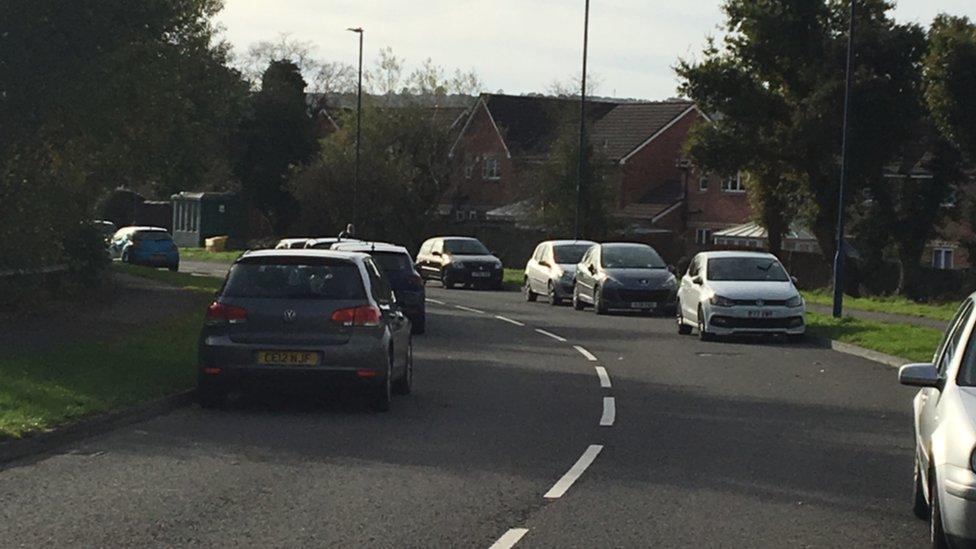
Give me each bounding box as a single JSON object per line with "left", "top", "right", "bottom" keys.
{"left": 332, "top": 241, "right": 427, "bottom": 334}
{"left": 572, "top": 242, "right": 678, "bottom": 315}
{"left": 197, "top": 249, "right": 414, "bottom": 411}
{"left": 415, "top": 236, "right": 503, "bottom": 290}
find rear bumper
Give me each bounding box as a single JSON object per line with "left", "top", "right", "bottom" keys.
{"left": 130, "top": 250, "right": 179, "bottom": 267}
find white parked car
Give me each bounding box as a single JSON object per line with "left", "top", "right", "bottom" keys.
{"left": 274, "top": 238, "right": 310, "bottom": 250}
{"left": 524, "top": 240, "right": 596, "bottom": 305}
{"left": 900, "top": 296, "right": 976, "bottom": 547}
{"left": 676, "top": 251, "right": 805, "bottom": 341}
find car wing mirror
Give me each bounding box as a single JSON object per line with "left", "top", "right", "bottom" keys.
{"left": 790, "top": 275, "right": 799, "bottom": 286}
{"left": 539, "top": 260, "right": 550, "bottom": 268}
{"left": 692, "top": 276, "right": 703, "bottom": 285}
{"left": 432, "top": 251, "right": 441, "bottom": 257}
{"left": 898, "top": 363, "right": 941, "bottom": 388}
{"left": 588, "top": 264, "right": 597, "bottom": 274}
{"left": 667, "top": 265, "right": 676, "bottom": 274}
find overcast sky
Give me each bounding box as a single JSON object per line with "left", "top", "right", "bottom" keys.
{"left": 216, "top": 1, "right": 976, "bottom": 100}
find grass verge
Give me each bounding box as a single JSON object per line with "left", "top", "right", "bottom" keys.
{"left": 805, "top": 312, "right": 942, "bottom": 363}
{"left": 503, "top": 268, "right": 524, "bottom": 291}
{"left": 803, "top": 289, "right": 958, "bottom": 322}
{"left": 115, "top": 262, "right": 223, "bottom": 293}
{"left": 0, "top": 297, "right": 209, "bottom": 439}
{"left": 179, "top": 247, "right": 244, "bottom": 263}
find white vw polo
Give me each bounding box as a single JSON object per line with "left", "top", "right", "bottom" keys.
{"left": 676, "top": 251, "right": 805, "bottom": 341}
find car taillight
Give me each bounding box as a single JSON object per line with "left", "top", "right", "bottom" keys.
{"left": 205, "top": 302, "right": 247, "bottom": 324}
{"left": 331, "top": 305, "right": 382, "bottom": 327}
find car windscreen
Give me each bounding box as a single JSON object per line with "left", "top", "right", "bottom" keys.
{"left": 443, "top": 239, "right": 490, "bottom": 256}
{"left": 601, "top": 246, "right": 665, "bottom": 269}
{"left": 707, "top": 257, "right": 790, "bottom": 282}
{"left": 553, "top": 244, "right": 592, "bottom": 265}
{"left": 222, "top": 257, "right": 365, "bottom": 300}
{"left": 132, "top": 231, "right": 172, "bottom": 241}
{"left": 370, "top": 252, "right": 413, "bottom": 272}
{"left": 309, "top": 242, "right": 335, "bottom": 249}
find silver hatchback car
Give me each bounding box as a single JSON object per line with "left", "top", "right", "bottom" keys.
{"left": 197, "top": 249, "right": 413, "bottom": 411}
{"left": 900, "top": 294, "right": 976, "bottom": 546}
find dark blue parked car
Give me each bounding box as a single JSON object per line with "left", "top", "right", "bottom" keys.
{"left": 332, "top": 242, "right": 426, "bottom": 334}
{"left": 109, "top": 226, "right": 180, "bottom": 272}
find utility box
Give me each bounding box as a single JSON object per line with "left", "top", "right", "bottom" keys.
{"left": 171, "top": 192, "right": 241, "bottom": 248}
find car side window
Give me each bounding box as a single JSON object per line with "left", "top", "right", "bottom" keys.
{"left": 937, "top": 301, "right": 974, "bottom": 377}
{"left": 687, "top": 256, "right": 700, "bottom": 277}
{"left": 532, "top": 244, "right": 544, "bottom": 262}
{"left": 364, "top": 259, "right": 395, "bottom": 305}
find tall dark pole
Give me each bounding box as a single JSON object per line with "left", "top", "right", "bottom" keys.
{"left": 575, "top": 0, "right": 590, "bottom": 241}
{"left": 832, "top": 0, "right": 855, "bottom": 318}
{"left": 348, "top": 27, "right": 364, "bottom": 230}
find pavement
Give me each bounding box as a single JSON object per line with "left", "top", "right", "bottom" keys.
{"left": 0, "top": 284, "right": 928, "bottom": 547}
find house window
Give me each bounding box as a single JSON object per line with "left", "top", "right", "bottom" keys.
{"left": 483, "top": 156, "right": 501, "bottom": 181}
{"left": 695, "top": 228, "right": 712, "bottom": 245}
{"left": 469, "top": 210, "right": 478, "bottom": 221}
{"left": 722, "top": 173, "right": 745, "bottom": 193}
{"left": 455, "top": 209, "right": 465, "bottom": 222}
{"left": 933, "top": 248, "right": 954, "bottom": 270}
{"left": 464, "top": 164, "right": 473, "bottom": 179}
{"left": 699, "top": 177, "right": 709, "bottom": 192}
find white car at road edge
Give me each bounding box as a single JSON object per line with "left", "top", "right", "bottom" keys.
{"left": 676, "top": 251, "right": 805, "bottom": 341}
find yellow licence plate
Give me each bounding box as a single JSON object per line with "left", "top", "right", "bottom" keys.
{"left": 257, "top": 351, "right": 320, "bottom": 366}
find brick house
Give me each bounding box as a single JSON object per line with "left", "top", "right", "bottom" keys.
{"left": 442, "top": 93, "right": 752, "bottom": 261}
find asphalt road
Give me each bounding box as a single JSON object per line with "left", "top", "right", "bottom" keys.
{"left": 0, "top": 284, "right": 927, "bottom": 547}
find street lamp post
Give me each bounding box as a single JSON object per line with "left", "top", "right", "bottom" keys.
{"left": 347, "top": 27, "right": 364, "bottom": 230}
{"left": 832, "top": 0, "right": 855, "bottom": 318}
{"left": 574, "top": 0, "right": 590, "bottom": 241}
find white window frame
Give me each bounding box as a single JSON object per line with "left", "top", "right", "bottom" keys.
{"left": 483, "top": 156, "right": 501, "bottom": 181}
{"left": 455, "top": 209, "right": 465, "bottom": 222}
{"left": 695, "top": 228, "right": 712, "bottom": 245}
{"left": 698, "top": 176, "right": 709, "bottom": 192}
{"left": 469, "top": 210, "right": 478, "bottom": 221}
{"left": 463, "top": 164, "right": 473, "bottom": 179}
{"left": 722, "top": 173, "right": 746, "bottom": 193}
{"left": 933, "top": 248, "right": 954, "bottom": 270}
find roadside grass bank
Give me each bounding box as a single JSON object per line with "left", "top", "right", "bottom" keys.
{"left": 0, "top": 296, "right": 209, "bottom": 440}
{"left": 0, "top": 265, "right": 216, "bottom": 440}
{"left": 503, "top": 269, "right": 523, "bottom": 291}
{"left": 179, "top": 247, "right": 244, "bottom": 263}
{"left": 805, "top": 312, "right": 942, "bottom": 364}
{"left": 115, "top": 262, "right": 223, "bottom": 293}
{"left": 803, "top": 289, "right": 957, "bottom": 322}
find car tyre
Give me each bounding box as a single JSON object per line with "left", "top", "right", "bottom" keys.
{"left": 572, "top": 284, "right": 585, "bottom": 311}
{"left": 169, "top": 263, "right": 179, "bottom": 272}
{"left": 121, "top": 250, "right": 130, "bottom": 264}
{"left": 393, "top": 339, "right": 413, "bottom": 396}
{"left": 931, "top": 471, "right": 950, "bottom": 549}
{"left": 594, "top": 286, "right": 608, "bottom": 315}
{"left": 548, "top": 282, "right": 562, "bottom": 306}
{"left": 677, "top": 304, "right": 692, "bottom": 335}
{"left": 442, "top": 271, "right": 456, "bottom": 290}
{"left": 524, "top": 278, "right": 538, "bottom": 302}
{"left": 698, "top": 306, "right": 713, "bottom": 341}
{"left": 913, "top": 457, "right": 930, "bottom": 520}
{"left": 373, "top": 354, "right": 393, "bottom": 412}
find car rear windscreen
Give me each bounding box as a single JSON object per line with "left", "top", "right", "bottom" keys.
{"left": 707, "top": 257, "right": 789, "bottom": 282}
{"left": 132, "top": 230, "right": 172, "bottom": 241}
{"left": 370, "top": 252, "right": 413, "bottom": 272}
{"left": 553, "top": 244, "right": 592, "bottom": 264}
{"left": 222, "top": 257, "right": 365, "bottom": 300}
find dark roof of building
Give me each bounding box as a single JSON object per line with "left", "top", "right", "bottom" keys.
{"left": 482, "top": 94, "right": 618, "bottom": 159}
{"left": 591, "top": 101, "right": 695, "bottom": 160}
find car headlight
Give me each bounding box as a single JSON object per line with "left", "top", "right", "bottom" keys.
{"left": 709, "top": 294, "right": 734, "bottom": 307}
{"left": 664, "top": 276, "right": 678, "bottom": 289}
{"left": 493, "top": 262, "right": 502, "bottom": 270}
{"left": 786, "top": 294, "right": 804, "bottom": 308}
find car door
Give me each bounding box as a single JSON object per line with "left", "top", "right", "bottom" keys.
{"left": 577, "top": 247, "right": 598, "bottom": 301}
{"left": 680, "top": 255, "right": 703, "bottom": 321}
{"left": 919, "top": 299, "right": 974, "bottom": 471}
{"left": 366, "top": 258, "right": 409, "bottom": 373}
{"left": 528, "top": 244, "right": 548, "bottom": 293}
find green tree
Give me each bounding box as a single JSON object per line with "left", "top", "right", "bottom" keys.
{"left": 236, "top": 60, "right": 318, "bottom": 235}
{"left": 677, "top": 0, "right": 927, "bottom": 266}
{"left": 531, "top": 129, "right": 618, "bottom": 240}
{"left": 924, "top": 15, "right": 976, "bottom": 159}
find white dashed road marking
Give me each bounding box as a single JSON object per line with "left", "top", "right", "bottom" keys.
{"left": 573, "top": 345, "right": 598, "bottom": 362}
{"left": 489, "top": 528, "right": 529, "bottom": 549}
{"left": 495, "top": 315, "right": 526, "bottom": 327}
{"left": 426, "top": 298, "right": 446, "bottom": 305}
{"left": 600, "top": 397, "right": 616, "bottom": 427}
{"left": 455, "top": 305, "right": 486, "bottom": 314}
{"left": 534, "top": 329, "right": 567, "bottom": 343}
{"left": 595, "top": 366, "right": 612, "bottom": 388}
{"left": 544, "top": 444, "right": 604, "bottom": 499}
